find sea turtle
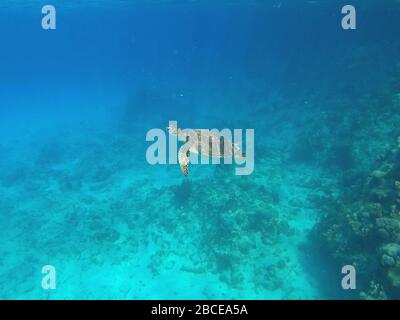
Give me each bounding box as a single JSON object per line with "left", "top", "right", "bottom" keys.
{"left": 167, "top": 124, "right": 245, "bottom": 176}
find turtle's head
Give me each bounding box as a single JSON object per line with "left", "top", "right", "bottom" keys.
{"left": 167, "top": 124, "right": 179, "bottom": 136}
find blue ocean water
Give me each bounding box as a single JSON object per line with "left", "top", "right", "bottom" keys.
{"left": 1, "top": 0, "right": 400, "bottom": 299}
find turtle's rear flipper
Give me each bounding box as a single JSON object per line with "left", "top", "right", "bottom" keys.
{"left": 178, "top": 147, "right": 190, "bottom": 176}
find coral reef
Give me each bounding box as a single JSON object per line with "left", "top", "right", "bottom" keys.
{"left": 315, "top": 134, "right": 400, "bottom": 299}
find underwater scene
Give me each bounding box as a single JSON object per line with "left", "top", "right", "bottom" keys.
{"left": 0, "top": 0, "right": 400, "bottom": 300}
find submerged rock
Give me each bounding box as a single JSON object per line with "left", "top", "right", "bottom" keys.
{"left": 381, "top": 243, "right": 400, "bottom": 258}
{"left": 376, "top": 218, "right": 400, "bottom": 242}
{"left": 381, "top": 254, "right": 395, "bottom": 267}
{"left": 388, "top": 267, "right": 400, "bottom": 288}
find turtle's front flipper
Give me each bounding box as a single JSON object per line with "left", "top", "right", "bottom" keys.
{"left": 178, "top": 147, "right": 190, "bottom": 176}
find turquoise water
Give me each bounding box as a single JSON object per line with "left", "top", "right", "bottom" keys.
{"left": 1, "top": 1, "right": 400, "bottom": 299}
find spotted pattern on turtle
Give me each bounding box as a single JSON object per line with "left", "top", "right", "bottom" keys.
{"left": 167, "top": 124, "right": 244, "bottom": 176}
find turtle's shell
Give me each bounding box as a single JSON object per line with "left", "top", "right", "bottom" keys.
{"left": 180, "top": 129, "right": 237, "bottom": 158}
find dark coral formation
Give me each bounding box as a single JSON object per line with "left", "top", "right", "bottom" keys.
{"left": 314, "top": 134, "right": 400, "bottom": 299}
